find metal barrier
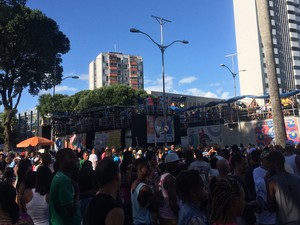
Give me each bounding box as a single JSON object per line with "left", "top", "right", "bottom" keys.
{"left": 51, "top": 105, "right": 299, "bottom": 135}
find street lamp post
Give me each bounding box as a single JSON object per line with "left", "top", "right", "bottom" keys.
{"left": 51, "top": 75, "right": 79, "bottom": 149}
{"left": 220, "top": 64, "right": 246, "bottom": 97}
{"left": 130, "top": 22, "right": 188, "bottom": 147}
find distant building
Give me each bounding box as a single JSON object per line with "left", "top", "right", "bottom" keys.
{"left": 17, "top": 109, "right": 40, "bottom": 139}
{"left": 89, "top": 52, "right": 144, "bottom": 90}
{"left": 148, "top": 91, "right": 220, "bottom": 109}
{"left": 233, "top": 0, "right": 300, "bottom": 97}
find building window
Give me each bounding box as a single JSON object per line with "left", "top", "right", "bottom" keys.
{"left": 292, "top": 47, "right": 300, "bottom": 51}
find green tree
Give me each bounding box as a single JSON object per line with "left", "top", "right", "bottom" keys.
{"left": 0, "top": 0, "right": 70, "bottom": 150}
{"left": 76, "top": 84, "right": 148, "bottom": 110}
{"left": 36, "top": 93, "right": 71, "bottom": 117}
{"left": 37, "top": 84, "right": 148, "bottom": 116}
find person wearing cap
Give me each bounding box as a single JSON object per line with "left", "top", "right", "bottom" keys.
{"left": 283, "top": 140, "right": 300, "bottom": 177}
{"left": 188, "top": 150, "right": 211, "bottom": 186}
{"left": 136, "top": 150, "right": 143, "bottom": 159}
{"left": 253, "top": 151, "right": 276, "bottom": 225}
{"left": 158, "top": 153, "right": 180, "bottom": 225}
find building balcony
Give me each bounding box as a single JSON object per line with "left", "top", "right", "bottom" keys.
{"left": 109, "top": 80, "right": 118, "bottom": 84}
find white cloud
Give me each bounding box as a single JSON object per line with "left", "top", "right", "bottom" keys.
{"left": 78, "top": 74, "right": 89, "bottom": 81}
{"left": 143, "top": 73, "right": 231, "bottom": 100}
{"left": 220, "top": 92, "right": 230, "bottom": 99}
{"left": 38, "top": 85, "right": 78, "bottom": 95}
{"left": 184, "top": 88, "right": 218, "bottom": 98}
{"left": 182, "top": 87, "right": 230, "bottom": 100}
{"left": 144, "top": 75, "right": 174, "bottom": 93}
{"left": 55, "top": 85, "right": 78, "bottom": 92}
{"left": 178, "top": 76, "right": 197, "bottom": 85}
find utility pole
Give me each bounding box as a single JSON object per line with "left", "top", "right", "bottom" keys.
{"left": 152, "top": 15, "right": 171, "bottom": 147}
{"left": 131, "top": 17, "right": 188, "bottom": 148}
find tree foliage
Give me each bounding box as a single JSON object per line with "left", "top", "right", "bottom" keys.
{"left": 37, "top": 85, "right": 148, "bottom": 117}
{"left": 0, "top": 0, "right": 70, "bottom": 150}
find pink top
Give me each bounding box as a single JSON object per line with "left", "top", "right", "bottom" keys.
{"left": 158, "top": 173, "right": 177, "bottom": 219}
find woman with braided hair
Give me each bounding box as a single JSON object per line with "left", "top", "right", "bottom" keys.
{"left": 210, "top": 178, "right": 245, "bottom": 225}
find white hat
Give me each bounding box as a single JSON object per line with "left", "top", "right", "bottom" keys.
{"left": 38, "top": 149, "right": 45, "bottom": 154}
{"left": 165, "top": 152, "right": 181, "bottom": 164}
{"left": 246, "top": 148, "right": 256, "bottom": 154}
{"left": 137, "top": 150, "right": 143, "bottom": 155}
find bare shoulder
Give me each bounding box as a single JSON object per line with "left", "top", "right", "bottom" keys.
{"left": 105, "top": 207, "right": 124, "bottom": 225}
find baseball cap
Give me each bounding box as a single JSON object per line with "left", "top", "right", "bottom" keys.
{"left": 164, "top": 152, "right": 181, "bottom": 164}
{"left": 286, "top": 140, "right": 295, "bottom": 146}
{"left": 260, "top": 150, "right": 270, "bottom": 160}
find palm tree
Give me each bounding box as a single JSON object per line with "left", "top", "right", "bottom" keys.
{"left": 256, "top": 0, "right": 286, "bottom": 147}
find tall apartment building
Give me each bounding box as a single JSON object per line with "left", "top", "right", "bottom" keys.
{"left": 89, "top": 52, "right": 144, "bottom": 90}
{"left": 233, "top": 0, "right": 300, "bottom": 97}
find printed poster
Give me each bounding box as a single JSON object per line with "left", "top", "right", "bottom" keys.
{"left": 255, "top": 117, "right": 300, "bottom": 146}
{"left": 55, "top": 133, "right": 87, "bottom": 151}
{"left": 187, "top": 126, "right": 223, "bottom": 147}
{"left": 94, "top": 129, "right": 121, "bottom": 150}
{"left": 146, "top": 115, "right": 174, "bottom": 144}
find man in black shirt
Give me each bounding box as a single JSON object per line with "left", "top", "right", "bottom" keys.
{"left": 85, "top": 157, "right": 124, "bottom": 225}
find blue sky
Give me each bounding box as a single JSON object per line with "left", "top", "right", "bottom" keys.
{"left": 13, "top": 0, "right": 238, "bottom": 112}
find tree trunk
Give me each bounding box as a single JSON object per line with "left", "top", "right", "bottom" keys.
{"left": 3, "top": 109, "right": 15, "bottom": 152}
{"left": 256, "top": 0, "right": 286, "bottom": 147}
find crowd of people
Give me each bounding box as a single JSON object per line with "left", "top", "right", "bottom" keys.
{"left": 0, "top": 141, "right": 300, "bottom": 225}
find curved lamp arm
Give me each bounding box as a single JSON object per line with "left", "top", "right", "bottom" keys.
{"left": 220, "top": 63, "right": 237, "bottom": 78}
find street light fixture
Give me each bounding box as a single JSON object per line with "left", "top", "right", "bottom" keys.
{"left": 220, "top": 63, "right": 246, "bottom": 97}
{"left": 53, "top": 75, "right": 79, "bottom": 96}
{"left": 130, "top": 26, "right": 188, "bottom": 147}
{"left": 51, "top": 75, "right": 79, "bottom": 149}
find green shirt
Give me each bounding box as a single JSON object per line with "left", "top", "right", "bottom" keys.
{"left": 49, "top": 171, "right": 81, "bottom": 225}
{"left": 79, "top": 159, "right": 85, "bottom": 168}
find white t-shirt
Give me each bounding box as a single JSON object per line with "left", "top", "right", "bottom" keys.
{"left": 89, "top": 153, "right": 98, "bottom": 170}
{"left": 253, "top": 166, "right": 276, "bottom": 224}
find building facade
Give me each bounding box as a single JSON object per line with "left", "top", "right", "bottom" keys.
{"left": 148, "top": 91, "right": 220, "bottom": 109}
{"left": 233, "top": 0, "right": 300, "bottom": 97}
{"left": 17, "top": 109, "right": 40, "bottom": 139}
{"left": 89, "top": 52, "right": 144, "bottom": 90}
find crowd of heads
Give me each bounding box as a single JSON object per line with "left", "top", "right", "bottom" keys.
{"left": 0, "top": 139, "right": 299, "bottom": 225}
